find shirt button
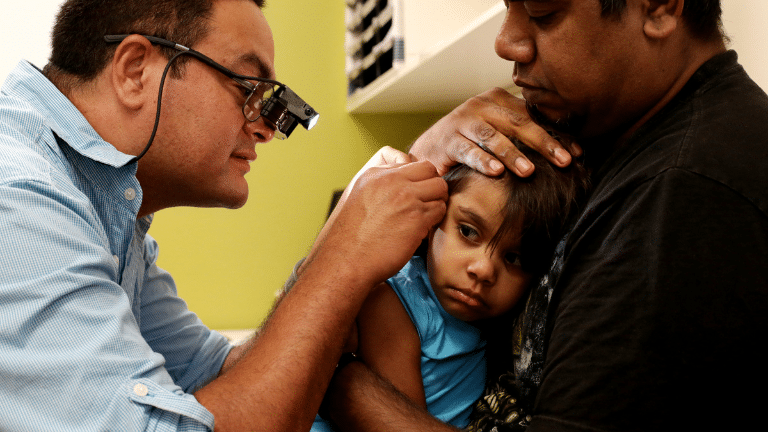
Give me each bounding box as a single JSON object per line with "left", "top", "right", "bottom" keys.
{"left": 124, "top": 188, "right": 136, "bottom": 201}
{"left": 133, "top": 383, "right": 149, "bottom": 397}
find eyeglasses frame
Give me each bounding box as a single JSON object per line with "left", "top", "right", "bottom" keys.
{"left": 104, "top": 34, "right": 284, "bottom": 127}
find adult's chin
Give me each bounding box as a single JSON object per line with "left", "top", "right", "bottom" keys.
{"left": 526, "top": 101, "right": 586, "bottom": 138}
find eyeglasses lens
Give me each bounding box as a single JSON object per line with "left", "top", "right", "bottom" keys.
{"left": 243, "top": 82, "right": 277, "bottom": 122}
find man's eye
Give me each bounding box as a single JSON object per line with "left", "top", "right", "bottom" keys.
{"left": 530, "top": 13, "right": 555, "bottom": 25}
{"left": 458, "top": 224, "right": 479, "bottom": 241}
{"left": 524, "top": 2, "right": 557, "bottom": 25}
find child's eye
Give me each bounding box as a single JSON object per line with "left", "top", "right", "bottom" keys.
{"left": 505, "top": 252, "right": 522, "bottom": 267}
{"left": 458, "top": 224, "right": 479, "bottom": 241}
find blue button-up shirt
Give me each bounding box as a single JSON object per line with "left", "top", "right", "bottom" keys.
{"left": 0, "top": 61, "right": 232, "bottom": 431}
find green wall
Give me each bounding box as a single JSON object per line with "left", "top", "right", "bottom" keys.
{"left": 148, "top": 0, "right": 448, "bottom": 330}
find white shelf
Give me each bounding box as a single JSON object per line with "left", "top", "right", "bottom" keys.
{"left": 346, "top": 2, "right": 519, "bottom": 114}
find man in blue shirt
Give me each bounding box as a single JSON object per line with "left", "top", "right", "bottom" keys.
{"left": 0, "top": 0, "right": 457, "bottom": 430}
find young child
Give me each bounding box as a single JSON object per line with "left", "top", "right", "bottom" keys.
{"left": 313, "top": 146, "right": 588, "bottom": 431}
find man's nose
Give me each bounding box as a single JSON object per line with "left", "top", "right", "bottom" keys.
{"left": 495, "top": 5, "right": 535, "bottom": 65}
{"left": 244, "top": 117, "right": 276, "bottom": 143}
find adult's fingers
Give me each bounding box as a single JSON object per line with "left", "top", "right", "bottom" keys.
{"left": 374, "top": 146, "right": 413, "bottom": 166}
{"left": 366, "top": 160, "right": 448, "bottom": 204}
{"left": 410, "top": 88, "right": 582, "bottom": 178}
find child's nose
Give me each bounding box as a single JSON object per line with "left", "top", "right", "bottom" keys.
{"left": 467, "top": 252, "right": 497, "bottom": 286}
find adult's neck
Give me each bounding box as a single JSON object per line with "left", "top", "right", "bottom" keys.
{"left": 61, "top": 71, "right": 152, "bottom": 159}
{"left": 614, "top": 41, "right": 728, "bottom": 146}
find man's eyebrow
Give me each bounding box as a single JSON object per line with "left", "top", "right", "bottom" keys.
{"left": 235, "top": 53, "right": 276, "bottom": 80}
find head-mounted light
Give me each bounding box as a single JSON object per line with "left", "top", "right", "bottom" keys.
{"left": 260, "top": 86, "right": 319, "bottom": 140}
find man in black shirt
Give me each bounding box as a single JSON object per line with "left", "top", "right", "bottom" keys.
{"left": 323, "top": 1, "right": 768, "bottom": 431}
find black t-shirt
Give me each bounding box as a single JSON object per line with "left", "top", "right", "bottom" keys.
{"left": 511, "top": 51, "right": 768, "bottom": 432}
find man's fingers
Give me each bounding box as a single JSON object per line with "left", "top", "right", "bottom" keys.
{"left": 392, "top": 159, "right": 440, "bottom": 181}
{"left": 413, "top": 175, "right": 449, "bottom": 204}
{"left": 422, "top": 198, "right": 447, "bottom": 227}
{"left": 369, "top": 160, "right": 448, "bottom": 202}
{"left": 409, "top": 87, "right": 582, "bottom": 179}
{"left": 449, "top": 136, "right": 507, "bottom": 177}
{"left": 473, "top": 90, "right": 580, "bottom": 171}
{"left": 376, "top": 146, "right": 413, "bottom": 166}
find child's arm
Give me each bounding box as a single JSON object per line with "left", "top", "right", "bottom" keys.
{"left": 356, "top": 281, "right": 426, "bottom": 408}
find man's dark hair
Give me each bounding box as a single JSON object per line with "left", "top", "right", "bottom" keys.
{"left": 600, "top": 0, "right": 724, "bottom": 41}
{"left": 43, "top": 0, "right": 265, "bottom": 91}
{"left": 442, "top": 143, "right": 590, "bottom": 276}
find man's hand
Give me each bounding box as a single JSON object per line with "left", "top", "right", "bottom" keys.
{"left": 304, "top": 146, "right": 445, "bottom": 288}
{"left": 318, "top": 155, "right": 447, "bottom": 288}
{"left": 409, "top": 87, "right": 582, "bottom": 177}
{"left": 197, "top": 148, "right": 446, "bottom": 432}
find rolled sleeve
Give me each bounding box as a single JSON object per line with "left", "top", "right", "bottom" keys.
{"left": 139, "top": 237, "right": 232, "bottom": 393}
{"left": 128, "top": 379, "right": 214, "bottom": 431}
{"left": 1, "top": 61, "right": 229, "bottom": 431}
{"left": 0, "top": 179, "right": 220, "bottom": 431}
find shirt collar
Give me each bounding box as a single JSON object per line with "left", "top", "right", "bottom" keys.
{"left": 2, "top": 60, "right": 136, "bottom": 168}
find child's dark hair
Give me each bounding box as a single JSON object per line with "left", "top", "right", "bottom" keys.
{"left": 443, "top": 142, "right": 590, "bottom": 275}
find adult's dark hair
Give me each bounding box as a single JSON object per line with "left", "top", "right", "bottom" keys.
{"left": 443, "top": 143, "right": 589, "bottom": 276}
{"left": 42, "top": 0, "right": 265, "bottom": 92}
{"left": 600, "top": 0, "right": 724, "bottom": 41}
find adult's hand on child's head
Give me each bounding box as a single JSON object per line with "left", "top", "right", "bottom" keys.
{"left": 409, "top": 87, "right": 581, "bottom": 177}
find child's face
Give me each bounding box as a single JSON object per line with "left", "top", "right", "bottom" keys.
{"left": 426, "top": 173, "right": 533, "bottom": 322}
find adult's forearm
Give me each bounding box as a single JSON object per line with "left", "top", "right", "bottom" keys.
{"left": 325, "top": 361, "right": 460, "bottom": 432}
{"left": 195, "top": 157, "right": 447, "bottom": 431}
{"left": 195, "top": 257, "right": 367, "bottom": 432}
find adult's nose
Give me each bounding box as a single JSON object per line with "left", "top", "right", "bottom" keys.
{"left": 244, "top": 116, "right": 276, "bottom": 143}
{"left": 495, "top": 5, "right": 536, "bottom": 65}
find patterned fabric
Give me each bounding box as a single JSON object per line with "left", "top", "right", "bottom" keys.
{"left": 464, "top": 236, "right": 568, "bottom": 432}
{"left": 465, "top": 372, "right": 529, "bottom": 432}
{"left": 0, "top": 61, "right": 232, "bottom": 431}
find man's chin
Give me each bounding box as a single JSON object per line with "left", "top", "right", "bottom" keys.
{"left": 526, "top": 102, "right": 586, "bottom": 139}
{"left": 207, "top": 188, "right": 249, "bottom": 210}
{"left": 225, "top": 192, "right": 249, "bottom": 210}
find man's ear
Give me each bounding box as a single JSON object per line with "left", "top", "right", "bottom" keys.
{"left": 110, "top": 35, "right": 158, "bottom": 110}
{"left": 643, "top": 0, "right": 685, "bottom": 39}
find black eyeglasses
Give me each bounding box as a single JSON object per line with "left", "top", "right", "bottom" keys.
{"left": 104, "top": 34, "right": 318, "bottom": 140}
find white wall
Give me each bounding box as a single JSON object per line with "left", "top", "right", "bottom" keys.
{"left": 1, "top": 0, "right": 61, "bottom": 80}
{"left": 721, "top": 0, "right": 768, "bottom": 89}
{"left": 1, "top": 1, "right": 766, "bottom": 91}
